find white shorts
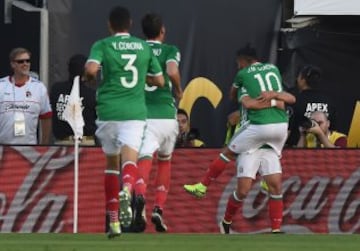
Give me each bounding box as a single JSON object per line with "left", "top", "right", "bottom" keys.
{"left": 139, "top": 119, "right": 178, "bottom": 157}
{"left": 95, "top": 120, "right": 146, "bottom": 155}
{"left": 236, "top": 148, "right": 282, "bottom": 179}
{"left": 228, "top": 122, "right": 288, "bottom": 156}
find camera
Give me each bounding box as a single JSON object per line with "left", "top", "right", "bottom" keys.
{"left": 176, "top": 128, "right": 200, "bottom": 147}
{"left": 300, "top": 117, "right": 317, "bottom": 129}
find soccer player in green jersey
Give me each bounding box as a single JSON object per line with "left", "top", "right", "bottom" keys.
{"left": 132, "top": 13, "right": 183, "bottom": 233}
{"left": 185, "top": 45, "right": 295, "bottom": 234}
{"left": 85, "top": 6, "right": 164, "bottom": 238}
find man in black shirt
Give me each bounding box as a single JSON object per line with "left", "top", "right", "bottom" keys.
{"left": 50, "top": 54, "right": 97, "bottom": 145}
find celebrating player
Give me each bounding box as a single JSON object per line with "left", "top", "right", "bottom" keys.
{"left": 85, "top": 6, "right": 164, "bottom": 238}
{"left": 132, "top": 13, "right": 182, "bottom": 233}
{"left": 185, "top": 44, "right": 295, "bottom": 234}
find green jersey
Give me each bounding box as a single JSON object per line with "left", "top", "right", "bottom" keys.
{"left": 145, "top": 41, "right": 180, "bottom": 119}
{"left": 88, "top": 33, "right": 162, "bottom": 121}
{"left": 233, "top": 62, "right": 288, "bottom": 124}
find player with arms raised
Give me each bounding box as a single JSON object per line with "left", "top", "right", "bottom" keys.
{"left": 132, "top": 13, "right": 183, "bottom": 233}
{"left": 85, "top": 6, "right": 164, "bottom": 238}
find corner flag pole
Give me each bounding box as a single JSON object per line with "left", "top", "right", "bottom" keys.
{"left": 62, "top": 75, "right": 84, "bottom": 233}
{"left": 73, "top": 136, "right": 80, "bottom": 233}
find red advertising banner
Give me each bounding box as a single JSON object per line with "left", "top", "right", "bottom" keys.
{"left": 0, "top": 146, "right": 359, "bottom": 234}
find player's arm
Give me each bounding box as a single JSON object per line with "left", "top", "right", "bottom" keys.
{"left": 147, "top": 53, "right": 165, "bottom": 87}
{"left": 84, "top": 41, "right": 103, "bottom": 86}
{"left": 230, "top": 85, "right": 238, "bottom": 102}
{"left": 167, "top": 61, "right": 182, "bottom": 100}
{"left": 84, "top": 61, "right": 100, "bottom": 85}
{"left": 146, "top": 74, "right": 165, "bottom": 87}
{"left": 228, "top": 110, "right": 241, "bottom": 126}
{"left": 241, "top": 95, "right": 282, "bottom": 110}
{"left": 258, "top": 91, "right": 296, "bottom": 105}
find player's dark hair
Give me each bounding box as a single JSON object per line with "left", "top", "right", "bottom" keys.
{"left": 299, "top": 65, "right": 321, "bottom": 88}
{"left": 236, "top": 43, "right": 257, "bottom": 62}
{"left": 177, "top": 108, "right": 188, "bottom": 119}
{"left": 142, "top": 13, "right": 163, "bottom": 39}
{"left": 109, "top": 6, "right": 131, "bottom": 32}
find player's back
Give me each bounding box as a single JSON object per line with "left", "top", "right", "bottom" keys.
{"left": 238, "top": 62, "right": 288, "bottom": 124}
{"left": 91, "top": 34, "right": 155, "bottom": 121}
{"left": 145, "top": 41, "right": 179, "bottom": 119}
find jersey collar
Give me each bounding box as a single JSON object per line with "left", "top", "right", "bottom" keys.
{"left": 147, "top": 40, "right": 162, "bottom": 44}
{"left": 114, "top": 32, "right": 130, "bottom": 37}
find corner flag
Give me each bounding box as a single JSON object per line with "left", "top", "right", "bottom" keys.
{"left": 63, "top": 75, "right": 84, "bottom": 139}
{"left": 62, "top": 75, "right": 84, "bottom": 234}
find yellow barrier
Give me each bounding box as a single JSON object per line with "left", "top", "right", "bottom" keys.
{"left": 347, "top": 101, "right": 360, "bottom": 147}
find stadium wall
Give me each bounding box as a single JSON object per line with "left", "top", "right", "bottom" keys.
{"left": 47, "top": 0, "right": 283, "bottom": 147}
{"left": 0, "top": 146, "right": 359, "bottom": 234}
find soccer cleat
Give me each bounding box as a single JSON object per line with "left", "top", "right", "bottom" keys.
{"left": 132, "top": 194, "right": 147, "bottom": 233}
{"left": 271, "top": 229, "right": 285, "bottom": 234}
{"left": 260, "top": 180, "right": 269, "bottom": 194}
{"left": 107, "top": 221, "right": 121, "bottom": 239}
{"left": 183, "top": 182, "right": 207, "bottom": 198}
{"left": 219, "top": 220, "right": 231, "bottom": 234}
{"left": 119, "top": 187, "right": 133, "bottom": 228}
{"left": 151, "top": 206, "right": 168, "bottom": 232}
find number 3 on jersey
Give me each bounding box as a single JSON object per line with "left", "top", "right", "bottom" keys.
{"left": 120, "top": 54, "right": 138, "bottom": 88}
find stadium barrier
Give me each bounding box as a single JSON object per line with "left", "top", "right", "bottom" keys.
{"left": 0, "top": 146, "right": 359, "bottom": 234}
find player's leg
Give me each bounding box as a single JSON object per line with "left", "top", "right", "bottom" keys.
{"left": 119, "top": 146, "right": 140, "bottom": 229}
{"left": 133, "top": 120, "right": 160, "bottom": 232}
{"left": 118, "top": 121, "right": 146, "bottom": 229}
{"left": 151, "top": 154, "right": 171, "bottom": 232}
{"left": 183, "top": 146, "right": 235, "bottom": 198}
{"left": 260, "top": 149, "right": 283, "bottom": 233}
{"left": 260, "top": 123, "right": 287, "bottom": 233}
{"left": 219, "top": 151, "right": 260, "bottom": 234}
{"left": 96, "top": 121, "right": 122, "bottom": 238}
{"left": 135, "top": 155, "right": 153, "bottom": 196}
{"left": 135, "top": 120, "right": 158, "bottom": 198}
{"left": 184, "top": 123, "right": 263, "bottom": 198}
{"left": 151, "top": 119, "right": 178, "bottom": 232}
{"left": 104, "top": 154, "right": 121, "bottom": 238}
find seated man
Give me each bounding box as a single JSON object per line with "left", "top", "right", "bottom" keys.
{"left": 175, "top": 109, "right": 205, "bottom": 147}
{"left": 297, "top": 111, "right": 347, "bottom": 148}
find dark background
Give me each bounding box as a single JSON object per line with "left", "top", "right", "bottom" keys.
{"left": 1, "top": 0, "right": 359, "bottom": 147}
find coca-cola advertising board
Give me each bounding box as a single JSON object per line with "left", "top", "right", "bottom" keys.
{"left": 0, "top": 146, "right": 359, "bottom": 233}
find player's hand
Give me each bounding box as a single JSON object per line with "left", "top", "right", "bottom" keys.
{"left": 174, "top": 88, "right": 183, "bottom": 101}
{"left": 257, "top": 91, "right": 277, "bottom": 102}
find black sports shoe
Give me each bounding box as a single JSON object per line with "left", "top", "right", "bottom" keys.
{"left": 219, "top": 220, "right": 231, "bottom": 234}
{"left": 132, "top": 195, "right": 147, "bottom": 233}
{"left": 151, "top": 206, "right": 167, "bottom": 232}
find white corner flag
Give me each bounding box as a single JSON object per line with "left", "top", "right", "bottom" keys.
{"left": 62, "top": 75, "right": 84, "bottom": 234}
{"left": 63, "top": 75, "right": 85, "bottom": 140}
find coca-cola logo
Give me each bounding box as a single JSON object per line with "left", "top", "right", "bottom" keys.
{"left": 0, "top": 146, "right": 77, "bottom": 232}
{"left": 217, "top": 168, "right": 360, "bottom": 234}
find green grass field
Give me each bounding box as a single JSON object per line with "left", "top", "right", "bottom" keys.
{"left": 0, "top": 233, "right": 359, "bottom": 251}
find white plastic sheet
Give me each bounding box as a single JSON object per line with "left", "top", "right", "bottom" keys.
{"left": 294, "top": 0, "right": 360, "bottom": 15}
